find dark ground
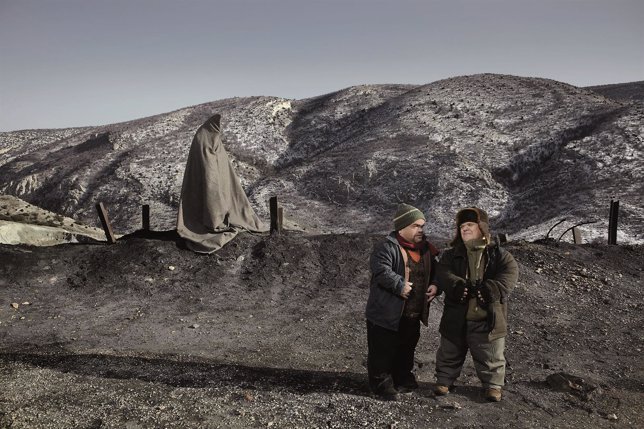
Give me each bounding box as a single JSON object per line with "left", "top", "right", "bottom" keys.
{"left": 0, "top": 232, "right": 642, "bottom": 428}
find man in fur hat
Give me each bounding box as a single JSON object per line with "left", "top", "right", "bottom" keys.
{"left": 433, "top": 207, "right": 518, "bottom": 402}
{"left": 365, "top": 203, "right": 440, "bottom": 400}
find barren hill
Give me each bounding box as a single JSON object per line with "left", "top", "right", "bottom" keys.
{"left": 586, "top": 81, "right": 644, "bottom": 103}
{"left": 1, "top": 74, "right": 642, "bottom": 243}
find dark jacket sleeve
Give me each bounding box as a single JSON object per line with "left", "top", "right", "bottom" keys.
{"left": 429, "top": 257, "right": 438, "bottom": 286}
{"left": 436, "top": 249, "right": 467, "bottom": 301}
{"left": 369, "top": 241, "right": 404, "bottom": 296}
{"left": 428, "top": 243, "right": 440, "bottom": 286}
{"left": 484, "top": 248, "right": 518, "bottom": 302}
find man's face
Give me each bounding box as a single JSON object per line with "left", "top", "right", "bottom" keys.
{"left": 399, "top": 220, "right": 426, "bottom": 243}
{"left": 460, "top": 221, "right": 483, "bottom": 242}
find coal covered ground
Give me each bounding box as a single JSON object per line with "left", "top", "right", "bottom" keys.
{"left": 0, "top": 232, "right": 642, "bottom": 428}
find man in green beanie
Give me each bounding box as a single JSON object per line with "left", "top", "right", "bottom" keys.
{"left": 433, "top": 207, "right": 518, "bottom": 402}
{"left": 365, "top": 203, "right": 440, "bottom": 400}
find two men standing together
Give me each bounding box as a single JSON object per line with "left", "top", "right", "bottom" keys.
{"left": 365, "top": 204, "right": 518, "bottom": 402}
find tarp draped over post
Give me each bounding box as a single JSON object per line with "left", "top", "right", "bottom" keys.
{"left": 177, "top": 114, "right": 267, "bottom": 253}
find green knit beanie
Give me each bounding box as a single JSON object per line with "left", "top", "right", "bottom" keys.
{"left": 393, "top": 203, "right": 425, "bottom": 231}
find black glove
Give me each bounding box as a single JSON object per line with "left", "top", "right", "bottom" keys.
{"left": 472, "top": 280, "right": 492, "bottom": 309}
{"left": 461, "top": 279, "right": 478, "bottom": 303}
{"left": 453, "top": 281, "right": 467, "bottom": 303}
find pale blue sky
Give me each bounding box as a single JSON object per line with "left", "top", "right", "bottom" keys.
{"left": 1, "top": 0, "right": 642, "bottom": 131}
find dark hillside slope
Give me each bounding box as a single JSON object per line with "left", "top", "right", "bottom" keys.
{"left": 0, "top": 74, "right": 641, "bottom": 242}
{"left": 586, "top": 81, "right": 644, "bottom": 103}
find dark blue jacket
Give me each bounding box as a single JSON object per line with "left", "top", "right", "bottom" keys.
{"left": 365, "top": 233, "right": 438, "bottom": 331}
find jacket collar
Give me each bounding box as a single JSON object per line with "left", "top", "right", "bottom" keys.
{"left": 452, "top": 241, "right": 497, "bottom": 257}
{"left": 386, "top": 231, "right": 399, "bottom": 244}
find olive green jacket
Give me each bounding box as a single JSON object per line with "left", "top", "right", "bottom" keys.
{"left": 437, "top": 243, "right": 518, "bottom": 341}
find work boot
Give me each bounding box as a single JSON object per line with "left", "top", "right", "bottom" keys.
{"left": 485, "top": 387, "right": 502, "bottom": 402}
{"left": 394, "top": 375, "right": 419, "bottom": 394}
{"left": 433, "top": 384, "right": 451, "bottom": 396}
{"left": 372, "top": 378, "right": 399, "bottom": 401}
{"left": 375, "top": 385, "right": 399, "bottom": 401}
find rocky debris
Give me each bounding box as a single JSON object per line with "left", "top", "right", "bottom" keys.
{"left": 439, "top": 402, "right": 462, "bottom": 410}
{"left": 546, "top": 372, "right": 600, "bottom": 399}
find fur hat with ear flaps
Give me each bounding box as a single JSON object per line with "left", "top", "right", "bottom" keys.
{"left": 450, "top": 207, "right": 491, "bottom": 246}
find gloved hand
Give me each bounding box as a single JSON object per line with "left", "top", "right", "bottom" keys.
{"left": 452, "top": 281, "right": 467, "bottom": 303}
{"left": 472, "top": 280, "right": 492, "bottom": 309}
{"left": 459, "top": 279, "right": 478, "bottom": 304}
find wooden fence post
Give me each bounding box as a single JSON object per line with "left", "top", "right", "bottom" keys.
{"left": 270, "top": 196, "right": 279, "bottom": 234}
{"left": 95, "top": 202, "right": 117, "bottom": 244}
{"left": 142, "top": 204, "right": 150, "bottom": 231}
{"left": 608, "top": 200, "right": 619, "bottom": 245}
{"left": 572, "top": 227, "right": 582, "bottom": 244}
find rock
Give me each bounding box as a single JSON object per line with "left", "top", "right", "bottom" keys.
{"left": 168, "top": 266, "right": 176, "bottom": 271}
{"left": 189, "top": 323, "right": 200, "bottom": 329}
{"left": 440, "top": 402, "right": 462, "bottom": 410}
{"left": 21, "top": 301, "right": 30, "bottom": 305}
{"left": 546, "top": 372, "right": 599, "bottom": 399}
{"left": 547, "top": 373, "right": 584, "bottom": 391}
{"left": 606, "top": 414, "right": 618, "bottom": 420}
{"left": 10, "top": 303, "right": 19, "bottom": 309}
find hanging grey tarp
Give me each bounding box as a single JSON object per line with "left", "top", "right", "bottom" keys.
{"left": 177, "top": 114, "right": 267, "bottom": 253}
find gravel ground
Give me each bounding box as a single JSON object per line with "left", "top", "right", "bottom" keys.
{"left": 0, "top": 232, "right": 642, "bottom": 428}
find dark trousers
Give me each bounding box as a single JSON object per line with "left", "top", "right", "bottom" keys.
{"left": 367, "top": 317, "right": 421, "bottom": 394}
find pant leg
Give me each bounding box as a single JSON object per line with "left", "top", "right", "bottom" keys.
{"left": 367, "top": 320, "right": 399, "bottom": 394}
{"left": 392, "top": 316, "right": 421, "bottom": 386}
{"left": 435, "top": 334, "right": 468, "bottom": 386}
{"left": 466, "top": 320, "right": 506, "bottom": 388}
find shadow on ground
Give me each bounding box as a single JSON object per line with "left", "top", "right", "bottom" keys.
{"left": 0, "top": 352, "right": 370, "bottom": 396}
